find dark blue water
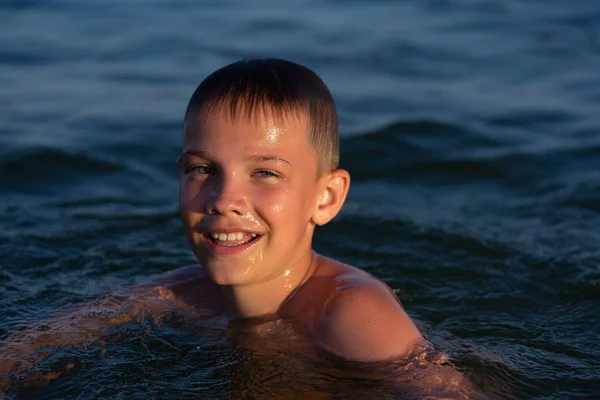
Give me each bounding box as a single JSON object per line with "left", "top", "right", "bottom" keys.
{"left": 1, "top": 1, "right": 599, "bottom": 398}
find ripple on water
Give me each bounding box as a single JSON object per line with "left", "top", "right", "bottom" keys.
{"left": 10, "top": 317, "right": 494, "bottom": 399}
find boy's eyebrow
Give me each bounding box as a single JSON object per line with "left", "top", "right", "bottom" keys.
{"left": 178, "top": 151, "right": 291, "bottom": 166}
{"left": 248, "top": 155, "right": 292, "bottom": 166}
{"left": 179, "top": 150, "right": 211, "bottom": 161}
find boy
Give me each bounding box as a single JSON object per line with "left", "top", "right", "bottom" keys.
{"left": 171, "top": 57, "right": 423, "bottom": 360}
{"left": 0, "top": 58, "right": 424, "bottom": 392}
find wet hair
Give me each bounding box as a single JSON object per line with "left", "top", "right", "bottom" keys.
{"left": 184, "top": 58, "right": 339, "bottom": 174}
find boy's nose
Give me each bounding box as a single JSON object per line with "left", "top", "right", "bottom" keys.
{"left": 204, "top": 175, "right": 247, "bottom": 216}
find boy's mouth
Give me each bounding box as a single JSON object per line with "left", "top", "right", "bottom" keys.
{"left": 204, "top": 231, "right": 261, "bottom": 247}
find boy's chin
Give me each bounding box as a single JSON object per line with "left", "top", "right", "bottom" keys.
{"left": 200, "top": 261, "right": 255, "bottom": 286}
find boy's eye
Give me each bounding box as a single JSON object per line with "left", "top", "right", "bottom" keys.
{"left": 255, "top": 170, "right": 278, "bottom": 178}
{"left": 186, "top": 165, "right": 213, "bottom": 176}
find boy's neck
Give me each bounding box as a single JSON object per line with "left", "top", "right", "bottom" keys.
{"left": 220, "top": 251, "right": 318, "bottom": 319}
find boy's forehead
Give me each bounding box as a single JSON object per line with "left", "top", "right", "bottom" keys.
{"left": 184, "top": 104, "right": 310, "bottom": 143}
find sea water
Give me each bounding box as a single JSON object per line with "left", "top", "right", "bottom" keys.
{"left": 1, "top": 1, "right": 599, "bottom": 398}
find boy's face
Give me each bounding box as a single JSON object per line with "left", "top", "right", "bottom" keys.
{"left": 179, "top": 106, "right": 323, "bottom": 287}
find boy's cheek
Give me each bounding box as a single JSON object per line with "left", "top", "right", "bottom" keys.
{"left": 179, "top": 181, "right": 203, "bottom": 203}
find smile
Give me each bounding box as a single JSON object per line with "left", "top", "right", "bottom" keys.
{"left": 209, "top": 232, "right": 257, "bottom": 243}
{"left": 202, "top": 231, "right": 262, "bottom": 254}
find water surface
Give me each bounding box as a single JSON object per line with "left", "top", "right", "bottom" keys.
{"left": 1, "top": 0, "right": 599, "bottom": 398}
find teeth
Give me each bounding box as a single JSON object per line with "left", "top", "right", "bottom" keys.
{"left": 209, "top": 232, "right": 258, "bottom": 242}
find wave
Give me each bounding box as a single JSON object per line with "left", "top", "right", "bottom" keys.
{"left": 0, "top": 147, "right": 125, "bottom": 195}
{"left": 1, "top": 146, "right": 123, "bottom": 173}
{"left": 484, "top": 109, "right": 580, "bottom": 130}
{"left": 345, "top": 118, "right": 503, "bottom": 149}
{"left": 341, "top": 117, "right": 600, "bottom": 185}
{"left": 341, "top": 118, "right": 507, "bottom": 182}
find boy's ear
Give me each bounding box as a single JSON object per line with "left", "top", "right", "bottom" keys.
{"left": 312, "top": 169, "right": 350, "bottom": 226}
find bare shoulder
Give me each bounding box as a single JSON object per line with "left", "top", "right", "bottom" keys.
{"left": 314, "top": 257, "right": 423, "bottom": 362}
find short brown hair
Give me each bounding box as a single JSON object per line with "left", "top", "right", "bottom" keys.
{"left": 184, "top": 58, "right": 339, "bottom": 174}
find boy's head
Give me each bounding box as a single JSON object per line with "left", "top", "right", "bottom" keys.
{"left": 184, "top": 58, "right": 339, "bottom": 175}
{"left": 179, "top": 59, "right": 349, "bottom": 287}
